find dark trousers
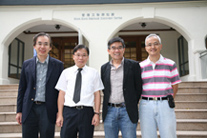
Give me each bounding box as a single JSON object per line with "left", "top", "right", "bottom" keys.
{"left": 61, "top": 106, "right": 94, "bottom": 138}
{"left": 22, "top": 103, "right": 55, "bottom": 138}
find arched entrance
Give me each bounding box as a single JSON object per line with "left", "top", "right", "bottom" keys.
{"left": 2, "top": 20, "right": 87, "bottom": 84}
{"left": 109, "top": 20, "right": 190, "bottom": 77}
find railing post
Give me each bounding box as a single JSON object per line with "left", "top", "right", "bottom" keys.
{"left": 199, "top": 50, "right": 207, "bottom": 79}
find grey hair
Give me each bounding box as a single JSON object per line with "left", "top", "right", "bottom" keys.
{"left": 145, "top": 34, "right": 161, "bottom": 46}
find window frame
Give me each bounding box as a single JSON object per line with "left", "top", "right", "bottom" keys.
{"left": 8, "top": 38, "right": 25, "bottom": 79}
{"left": 178, "top": 36, "right": 189, "bottom": 77}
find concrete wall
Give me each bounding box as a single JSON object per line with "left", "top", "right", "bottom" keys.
{"left": 0, "top": 1, "right": 207, "bottom": 84}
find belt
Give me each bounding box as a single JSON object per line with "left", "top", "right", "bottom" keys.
{"left": 108, "top": 103, "right": 126, "bottom": 107}
{"left": 142, "top": 97, "right": 167, "bottom": 101}
{"left": 70, "top": 106, "right": 91, "bottom": 110}
{"left": 34, "top": 101, "right": 45, "bottom": 104}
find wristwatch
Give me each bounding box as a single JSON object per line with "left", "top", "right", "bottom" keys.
{"left": 94, "top": 112, "right": 100, "bottom": 115}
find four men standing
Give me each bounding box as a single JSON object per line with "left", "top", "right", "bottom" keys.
{"left": 16, "top": 32, "right": 181, "bottom": 138}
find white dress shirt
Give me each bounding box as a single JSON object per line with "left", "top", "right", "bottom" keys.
{"left": 55, "top": 65, "right": 104, "bottom": 107}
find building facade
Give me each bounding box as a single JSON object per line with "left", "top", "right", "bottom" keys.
{"left": 0, "top": 0, "right": 207, "bottom": 84}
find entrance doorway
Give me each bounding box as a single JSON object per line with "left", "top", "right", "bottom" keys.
{"left": 120, "top": 35, "right": 148, "bottom": 62}
{"left": 50, "top": 37, "right": 78, "bottom": 68}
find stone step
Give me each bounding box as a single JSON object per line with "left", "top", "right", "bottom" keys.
{"left": 2, "top": 89, "right": 207, "bottom": 98}
{"left": 1, "top": 92, "right": 206, "bottom": 107}
{"left": 1, "top": 84, "right": 206, "bottom": 97}
{"left": 1, "top": 84, "right": 207, "bottom": 97}
{"left": 176, "top": 119, "right": 207, "bottom": 131}
{"left": 178, "top": 87, "right": 207, "bottom": 93}
{"left": 1, "top": 109, "right": 207, "bottom": 122}
{"left": 175, "top": 93, "right": 207, "bottom": 101}
{"left": 179, "top": 82, "right": 207, "bottom": 87}
{"left": 95, "top": 119, "right": 207, "bottom": 131}
{"left": 0, "top": 97, "right": 17, "bottom": 105}
{"left": 0, "top": 131, "right": 207, "bottom": 138}
{"left": 175, "top": 131, "right": 207, "bottom": 138}
{"left": 0, "top": 85, "right": 18, "bottom": 90}
{"left": 0, "top": 122, "right": 61, "bottom": 133}
{"left": 0, "top": 90, "right": 18, "bottom": 97}
{"left": 1, "top": 92, "right": 206, "bottom": 102}
{"left": 175, "top": 109, "right": 207, "bottom": 119}
{"left": 0, "top": 100, "right": 206, "bottom": 113}
{"left": 0, "top": 82, "right": 207, "bottom": 96}
{"left": 175, "top": 101, "right": 207, "bottom": 109}
{"left": 1, "top": 119, "right": 207, "bottom": 133}
{"left": 0, "top": 105, "right": 16, "bottom": 112}
{"left": 0, "top": 112, "right": 16, "bottom": 122}
{"left": 0, "top": 82, "right": 205, "bottom": 89}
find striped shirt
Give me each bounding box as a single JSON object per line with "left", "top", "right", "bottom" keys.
{"left": 140, "top": 55, "right": 181, "bottom": 97}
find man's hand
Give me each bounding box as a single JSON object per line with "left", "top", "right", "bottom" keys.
{"left": 56, "top": 113, "right": 63, "bottom": 127}
{"left": 91, "top": 114, "right": 100, "bottom": 126}
{"left": 16, "top": 113, "right": 22, "bottom": 125}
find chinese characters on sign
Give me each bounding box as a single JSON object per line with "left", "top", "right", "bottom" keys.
{"left": 74, "top": 12, "right": 122, "bottom": 20}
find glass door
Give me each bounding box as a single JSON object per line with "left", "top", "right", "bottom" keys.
{"left": 120, "top": 35, "right": 148, "bottom": 62}
{"left": 50, "top": 37, "right": 78, "bottom": 68}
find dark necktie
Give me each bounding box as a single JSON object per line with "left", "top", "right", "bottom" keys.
{"left": 73, "top": 68, "right": 82, "bottom": 103}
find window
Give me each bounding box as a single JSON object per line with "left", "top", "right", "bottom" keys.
{"left": 178, "top": 36, "right": 189, "bottom": 76}
{"left": 50, "top": 37, "right": 78, "bottom": 68}
{"left": 124, "top": 41, "right": 137, "bottom": 61}
{"left": 206, "top": 37, "right": 207, "bottom": 49}
{"left": 120, "top": 35, "right": 148, "bottom": 62}
{"left": 8, "top": 38, "right": 24, "bottom": 79}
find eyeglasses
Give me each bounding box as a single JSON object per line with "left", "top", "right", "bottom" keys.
{"left": 146, "top": 42, "right": 160, "bottom": 47}
{"left": 37, "top": 42, "right": 49, "bottom": 47}
{"left": 74, "top": 54, "right": 88, "bottom": 58}
{"left": 110, "top": 46, "right": 124, "bottom": 51}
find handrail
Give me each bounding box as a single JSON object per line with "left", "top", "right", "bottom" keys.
{"left": 199, "top": 49, "right": 207, "bottom": 79}
{"left": 200, "top": 49, "right": 207, "bottom": 58}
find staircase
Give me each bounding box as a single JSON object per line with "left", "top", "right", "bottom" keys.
{"left": 0, "top": 82, "right": 207, "bottom": 138}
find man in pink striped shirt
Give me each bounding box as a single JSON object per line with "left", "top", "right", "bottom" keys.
{"left": 139, "top": 34, "right": 181, "bottom": 138}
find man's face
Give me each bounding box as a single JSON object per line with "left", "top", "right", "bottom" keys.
{"left": 33, "top": 36, "right": 51, "bottom": 58}
{"left": 108, "top": 42, "right": 125, "bottom": 61}
{"left": 145, "top": 37, "right": 162, "bottom": 57}
{"left": 73, "top": 48, "right": 89, "bottom": 68}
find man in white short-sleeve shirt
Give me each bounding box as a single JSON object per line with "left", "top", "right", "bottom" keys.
{"left": 55, "top": 45, "right": 104, "bottom": 138}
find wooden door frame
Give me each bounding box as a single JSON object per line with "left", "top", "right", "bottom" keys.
{"left": 120, "top": 35, "right": 147, "bottom": 61}
{"left": 51, "top": 36, "right": 78, "bottom": 68}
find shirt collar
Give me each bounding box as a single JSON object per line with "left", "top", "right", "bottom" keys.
{"left": 73, "top": 65, "right": 87, "bottom": 73}
{"left": 36, "top": 55, "right": 49, "bottom": 64}
{"left": 110, "top": 57, "right": 125, "bottom": 66}
{"left": 146, "top": 54, "right": 164, "bottom": 64}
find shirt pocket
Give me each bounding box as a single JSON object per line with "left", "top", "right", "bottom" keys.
{"left": 65, "top": 75, "right": 76, "bottom": 96}
{"left": 82, "top": 77, "right": 94, "bottom": 95}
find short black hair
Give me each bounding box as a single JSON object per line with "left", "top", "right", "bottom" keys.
{"left": 108, "top": 37, "right": 125, "bottom": 49}
{"left": 73, "top": 44, "right": 89, "bottom": 55}
{"left": 33, "top": 32, "right": 52, "bottom": 47}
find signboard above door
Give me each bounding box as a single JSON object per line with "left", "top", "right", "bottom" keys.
{"left": 0, "top": 0, "right": 197, "bottom": 6}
